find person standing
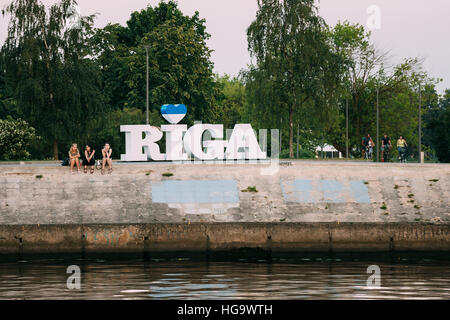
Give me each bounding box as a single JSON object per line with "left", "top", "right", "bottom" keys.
{"left": 102, "top": 143, "right": 113, "bottom": 175}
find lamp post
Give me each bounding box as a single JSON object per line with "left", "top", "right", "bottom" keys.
{"left": 376, "top": 88, "right": 379, "bottom": 162}
{"left": 418, "top": 83, "right": 422, "bottom": 163}
{"left": 346, "top": 98, "right": 349, "bottom": 159}
{"left": 145, "top": 45, "right": 150, "bottom": 125}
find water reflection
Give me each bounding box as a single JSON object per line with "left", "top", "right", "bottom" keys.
{"left": 0, "top": 259, "right": 449, "bottom": 300}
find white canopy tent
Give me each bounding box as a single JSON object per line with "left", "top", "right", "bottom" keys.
{"left": 315, "top": 144, "right": 342, "bottom": 159}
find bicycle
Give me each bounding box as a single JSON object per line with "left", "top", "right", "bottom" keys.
{"left": 365, "top": 145, "right": 373, "bottom": 160}
{"left": 398, "top": 147, "right": 407, "bottom": 163}
{"left": 382, "top": 145, "right": 391, "bottom": 162}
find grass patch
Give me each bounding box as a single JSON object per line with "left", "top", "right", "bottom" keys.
{"left": 429, "top": 179, "right": 439, "bottom": 182}
{"left": 380, "top": 203, "right": 387, "bottom": 210}
{"left": 384, "top": 212, "right": 390, "bottom": 216}
{"left": 363, "top": 181, "right": 369, "bottom": 185}
{"left": 162, "top": 172, "right": 174, "bottom": 177}
{"left": 35, "top": 175, "right": 43, "bottom": 179}
{"left": 408, "top": 194, "right": 414, "bottom": 198}
{"left": 279, "top": 218, "right": 286, "bottom": 222}
{"left": 414, "top": 205, "right": 421, "bottom": 209}
{"left": 408, "top": 199, "right": 415, "bottom": 203}
{"left": 394, "top": 185, "right": 399, "bottom": 190}
{"left": 241, "top": 186, "right": 258, "bottom": 193}
{"left": 415, "top": 218, "right": 422, "bottom": 222}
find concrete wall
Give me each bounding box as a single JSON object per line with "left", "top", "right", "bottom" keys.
{"left": 0, "top": 223, "right": 448, "bottom": 255}
{"left": 0, "top": 162, "right": 449, "bottom": 254}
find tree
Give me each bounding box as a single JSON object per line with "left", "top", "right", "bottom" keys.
{"left": 93, "top": 1, "right": 217, "bottom": 124}
{"left": 2, "top": 0, "right": 106, "bottom": 159}
{"left": 214, "top": 74, "right": 246, "bottom": 130}
{"left": 0, "top": 117, "right": 39, "bottom": 160}
{"left": 329, "top": 21, "right": 435, "bottom": 157}
{"left": 423, "top": 89, "right": 450, "bottom": 162}
{"left": 246, "top": 0, "right": 345, "bottom": 158}
{"left": 0, "top": 54, "right": 17, "bottom": 119}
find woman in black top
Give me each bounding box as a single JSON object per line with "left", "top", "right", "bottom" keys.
{"left": 83, "top": 145, "right": 95, "bottom": 174}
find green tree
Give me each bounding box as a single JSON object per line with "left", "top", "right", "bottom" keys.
{"left": 423, "top": 89, "right": 450, "bottom": 162}
{"left": 214, "top": 74, "right": 246, "bottom": 129}
{"left": 0, "top": 55, "right": 17, "bottom": 119}
{"left": 329, "top": 21, "right": 435, "bottom": 157}
{"left": 0, "top": 117, "right": 39, "bottom": 160}
{"left": 93, "top": 1, "right": 217, "bottom": 124}
{"left": 246, "top": 0, "right": 345, "bottom": 158}
{"left": 2, "top": 0, "right": 106, "bottom": 159}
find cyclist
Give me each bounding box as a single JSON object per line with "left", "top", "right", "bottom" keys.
{"left": 397, "top": 136, "right": 408, "bottom": 162}
{"left": 362, "top": 134, "right": 371, "bottom": 158}
{"left": 363, "top": 134, "right": 374, "bottom": 160}
{"left": 381, "top": 134, "right": 392, "bottom": 162}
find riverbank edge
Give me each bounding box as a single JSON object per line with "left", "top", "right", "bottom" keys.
{"left": 0, "top": 222, "right": 448, "bottom": 256}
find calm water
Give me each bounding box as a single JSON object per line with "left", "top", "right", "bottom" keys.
{"left": 0, "top": 258, "right": 449, "bottom": 300}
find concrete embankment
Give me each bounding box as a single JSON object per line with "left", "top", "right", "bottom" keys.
{"left": 0, "top": 223, "right": 449, "bottom": 256}
{"left": 0, "top": 161, "right": 449, "bottom": 255}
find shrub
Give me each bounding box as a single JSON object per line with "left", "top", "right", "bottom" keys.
{"left": 0, "top": 117, "right": 39, "bottom": 160}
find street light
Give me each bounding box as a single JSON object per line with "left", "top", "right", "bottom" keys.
{"left": 418, "top": 82, "right": 422, "bottom": 163}
{"left": 144, "top": 45, "right": 150, "bottom": 125}
{"left": 376, "top": 88, "right": 379, "bottom": 162}
{"left": 346, "top": 98, "right": 349, "bottom": 159}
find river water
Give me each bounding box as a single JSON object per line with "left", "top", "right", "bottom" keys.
{"left": 0, "top": 256, "right": 449, "bottom": 300}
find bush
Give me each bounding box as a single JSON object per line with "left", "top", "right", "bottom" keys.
{"left": 0, "top": 117, "right": 39, "bottom": 160}
{"left": 280, "top": 148, "right": 316, "bottom": 159}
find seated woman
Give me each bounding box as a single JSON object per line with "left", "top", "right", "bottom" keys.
{"left": 101, "top": 143, "right": 113, "bottom": 174}
{"left": 83, "top": 145, "right": 95, "bottom": 174}
{"left": 68, "top": 143, "right": 81, "bottom": 174}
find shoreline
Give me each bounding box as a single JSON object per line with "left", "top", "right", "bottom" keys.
{"left": 0, "top": 222, "right": 448, "bottom": 256}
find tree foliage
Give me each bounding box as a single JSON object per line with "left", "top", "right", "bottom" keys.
{"left": 93, "top": 0, "right": 217, "bottom": 124}
{"left": 0, "top": 117, "right": 39, "bottom": 160}
{"left": 327, "top": 21, "right": 439, "bottom": 158}
{"left": 423, "top": 89, "right": 450, "bottom": 162}
{"left": 2, "top": 0, "right": 106, "bottom": 159}
{"left": 246, "top": 0, "right": 345, "bottom": 158}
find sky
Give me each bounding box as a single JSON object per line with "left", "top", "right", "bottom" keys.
{"left": 0, "top": 0, "right": 449, "bottom": 93}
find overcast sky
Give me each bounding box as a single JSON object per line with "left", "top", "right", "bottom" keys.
{"left": 1, "top": 0, "right": 449, "bottom": 93}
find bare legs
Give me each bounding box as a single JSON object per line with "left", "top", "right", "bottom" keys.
{"left": 70, "top": 158, "right": 80, "bottom": 173}
{"left": 102, "top": 158, "right": 113, "bottom": 174}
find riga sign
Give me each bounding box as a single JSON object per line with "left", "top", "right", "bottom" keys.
{"left": 120, "top": 104, "right": 267, "bottom": 162}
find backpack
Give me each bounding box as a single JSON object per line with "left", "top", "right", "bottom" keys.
{"left": 61, "top": 158, "right": 69, "bottom": 166}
